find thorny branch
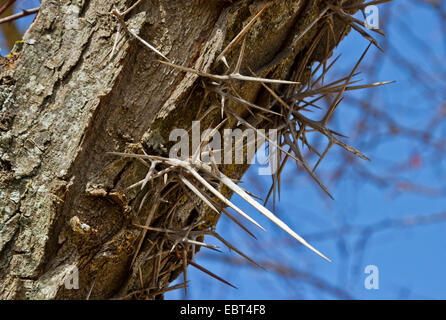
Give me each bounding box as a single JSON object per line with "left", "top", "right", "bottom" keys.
{"left": 102, "top": 0, "right": 394, "bottom": 295}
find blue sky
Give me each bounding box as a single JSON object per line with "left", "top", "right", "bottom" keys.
{"left": 2, "top": 0, "right": 446, "bottom": 300}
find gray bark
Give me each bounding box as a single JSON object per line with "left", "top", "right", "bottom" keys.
{"left": 0, "top": 0, "right": 354, "bottom": 299}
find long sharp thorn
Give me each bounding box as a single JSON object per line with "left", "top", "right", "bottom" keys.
{"left": 158, "top": 60, "right": 299, "bottom": 85}
{"left": 217, "top": 170, "right": 331, "bottom": 262}
{"left": 211, "top": 232, "right": 266, "bottom": 270}
{"left": 221, "top": 208, "right": 257, "bottom": 239}
{"left": 234, "top": 37, "right": 247, "bottom": 74}
{"left": 131, "top": 191, "right": 161, "bottom": 266}
{"left": 179, "top": 175, "right": 219, "bottom": 213}
{"left": 128, "top": 29, "right": 170, "bottom": 61}
{"left": 216, "top": 2, "right": 272, "bottom": 65}
{"left": 189, "top": 260, "right": 238, "bottom": 289}
{"left": 323, "top": 43, "right": 372, "bottom": 124}
{"left": 214, "top": 88, "right": 282, "bottom": 116}
{"left": 187, "top": 167, "right": 266, "bottom": 231}
{"left": 227, "top": 110, "right": 300, "bottom": 163}
{"left": 284, "top": 132, "right": 334, "bottom": 200}
{"left": 182, "top": 250, "right": 188, "bottom": 296}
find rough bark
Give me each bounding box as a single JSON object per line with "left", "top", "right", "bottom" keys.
{"left": 0, "top": 0, "right": 355, "bottom": 299}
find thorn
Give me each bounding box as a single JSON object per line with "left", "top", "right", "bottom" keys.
{"left": 216, "top": 1, "right": 272, "bottom": 65}
{"left": 189, "top": 260, "right": 238, "bottom": 289}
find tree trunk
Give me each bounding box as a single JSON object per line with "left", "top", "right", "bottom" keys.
{"left": 0, "top": 0, "right": 355, "bottom": 299}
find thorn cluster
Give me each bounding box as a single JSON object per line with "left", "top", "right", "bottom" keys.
{"left": 108, "top": 0, "right": 393, "bottom": 295}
